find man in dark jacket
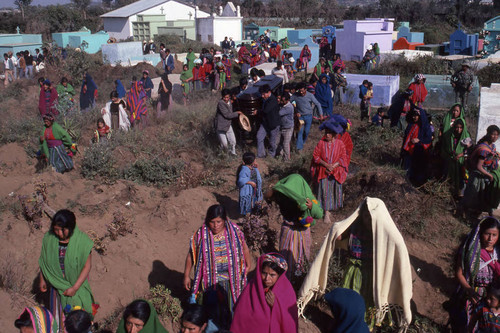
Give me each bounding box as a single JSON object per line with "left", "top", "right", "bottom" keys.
{"left": 216, "top": 89, "right": 242, "bottom": 155}
{"left": 256, "top": 84, "right": 280, "bottom": 158}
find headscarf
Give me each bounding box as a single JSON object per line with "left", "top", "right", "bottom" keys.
{"left": 315, "top": 74, "right": 333, "bottom": 117}
{"left": 442, "top": 103, "right": 466, "bottom": 139}
{"left": 115, "top": 79, "right": 126, "bottom": 98}
{"left": 80, "top": 73, "right": 97, "bottom": 110}
{"left": 441, "top": 114, "right": 470, "bottom": 163}
{"left": 17, "top": 306, "right": 59, "bottom": 333}
{"left": 319, "top": 118, "right": 343, "bottom": 134}
{"left": 262, "top": 253, "right": 288, "bottom": 272}
{"left": 116, "top": 299, "right": 168, "bottom": 333}
{"left": 38, "top": 226, "right": 97, "bottom": 317}
{"left": 273, "top": 174, "right": 324, "bottom": 226}
{"left": 324, "top": 288, "right": 370, "bottom": 333}
{"left": 231, "top": 254, "right": 298, "bottom": 333}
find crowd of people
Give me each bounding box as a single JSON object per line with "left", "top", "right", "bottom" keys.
{"left": 4, "top": 30, "right": 500, "bottom": 333}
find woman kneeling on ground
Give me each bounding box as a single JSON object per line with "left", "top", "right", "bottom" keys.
{"left": 116, "top": 299, "right": 167, "bottom": 333}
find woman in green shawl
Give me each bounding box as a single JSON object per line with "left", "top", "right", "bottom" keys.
{"left": 442, "top": 118, "right": 471, "bottom": 197}
{"left": 180, "top": 64, "right": 193, "bottom": 106}
{"left": 186, "top": 48, "right": 196, "bottom": 72}
{"left": 116, "top": 299, "right": 168, "bottom": 333}
{"left": 39, "top": 209, "right": 97, "bottom": 331}
{"left": 266, "top": 174, "right": 323, "bottom": 280}
{"left": 440, "top": 103, "right": 470, "bottom": 196}
{"left": 39, "top": 114, "right": 75, "bottom": 173}
{"left": 56, "top": 77, "right": 76, "bottom": 106}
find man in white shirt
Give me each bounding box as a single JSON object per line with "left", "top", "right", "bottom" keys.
{"left": 271, "top": 60, "right": 288, "bottom": 84}
{"left": 3, "top": 53, "right": 14, "bottom": 86}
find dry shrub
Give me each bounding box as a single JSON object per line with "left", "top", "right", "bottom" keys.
{"left": 0, "top": 253, "right": 31, "bottom": 296}
{"left": 107, "top": 211, "right": 134, "bottom": 241}
{"left": 18, "top": 181, "right": 49, "bottom": 232}
{"left": 88, "top": 211, "right": 134, "bottom": 255}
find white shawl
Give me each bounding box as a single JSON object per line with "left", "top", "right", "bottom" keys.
{"left": 101, "top": 101, "right": 130, "bottom": 131}
{"left": 297, "top": 197, "right": 412, "bottom": 330}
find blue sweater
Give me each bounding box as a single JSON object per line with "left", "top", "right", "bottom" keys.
{"left": 291, "top": 92, "right": 323, "bottom": 116}
{"left": 279, "top": 102, "right": 294, "bottom": 129}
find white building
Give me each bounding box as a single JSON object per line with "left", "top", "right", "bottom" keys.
{"left": 196, "top": 2, "right": 243, "bottom": 45}
{"left": 101, "top": 0, "right": 209, "bottom": 41}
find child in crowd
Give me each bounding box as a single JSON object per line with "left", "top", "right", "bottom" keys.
{"left": 366, "top": 81, "right": 373, "bottom": 121}
{"left": 371, "top": 107, "right": 386, "bottom": 127}
{"left": 468, "top": 285, "right": 500, "bottom": 332}
{"left": 359, "top": 80, "right": 370, "bottom": 121}
{"left": 237, "top": 152, "right": 263, "bottom": 215}
{"left": 93, "top": 117, "right": 110, "bottom": 143}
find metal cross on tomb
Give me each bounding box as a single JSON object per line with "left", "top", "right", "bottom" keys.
{"left": 160, "top": 6, "right": 164, "bottom": 14}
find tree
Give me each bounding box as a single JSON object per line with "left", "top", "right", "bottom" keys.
{"left": 71, "top": 0, "right": 91, "bottom": 19}
{"left": 14, "top": 0, "right": 32, "bottom": 20}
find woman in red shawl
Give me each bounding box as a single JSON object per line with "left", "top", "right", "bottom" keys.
{"left": 311, "top": 119, "right": 348, "bottom": 212}
{"left": 238, "top": 43, "right": 251, "bottom": 76}
{"left": 231, "top": 253, "right": 298, "bottom": 333}
{"left": 127, "top": 78, "right": 148, "bottom": 128}
{"left": 408, "top": 74, "right": 428, "bottom": 107}
{"left": 39, "top": 79, "right": 59, "bottom": 117}
{"left": 331, "top": 114, "right": 353, "bottom": 167}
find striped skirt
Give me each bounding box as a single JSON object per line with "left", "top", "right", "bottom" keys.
{"left": 49, "top": 145, "right": 73, "bottom": 173}
{"left": 49, "top": 286, "right": 65, "bottom": 332}
{"left": 279, "top": 223, "right": 311, "bottom": 279}
{"left": 317, "top": 176, "right": 343, "bottom": 211}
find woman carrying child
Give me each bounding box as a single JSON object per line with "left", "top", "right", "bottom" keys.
{"left": 454, "top": 217, "right": 500, "bottom": 332}
{"left": 101, "top": 91, "right": 130, "bottom": 131}
{"left": 237, "top": 152, "right": 263, "bottom": 215}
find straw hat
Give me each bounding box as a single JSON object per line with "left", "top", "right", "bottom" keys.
{"left": 239, "top": 114, "right": 251, "bottom": 132}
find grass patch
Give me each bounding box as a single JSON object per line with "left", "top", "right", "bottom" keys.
{"left": 124, "top": 157, "right": 184, "bottom": 186}
{"left": 81, "top": 143, "right": 119, "bottom": 182}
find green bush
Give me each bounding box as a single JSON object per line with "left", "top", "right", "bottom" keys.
{"left": 149, "top": 285, "right": 182, "bottom": 323}
{"left": 476, "top": 63, "right": 500, "bottom": 88}
{"left": 0, "top": 116, "right": 41, "bottom": 144}
{"left": 154, "top": 34, "right": 217, "bottom": 53}
{"left": 371, "top": 55, "right": 449, "bottom": 77}
{"left": 124, "top": 157, "right": 184, "bottom": 186}
{"left": 81, "top": 143, "right": 118, "bottom": 181}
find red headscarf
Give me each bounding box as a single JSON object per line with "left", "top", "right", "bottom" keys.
{"left": 231, "top": 254, "right": 298, "bottom": 333}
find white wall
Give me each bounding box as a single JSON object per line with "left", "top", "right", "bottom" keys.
{"left": 197, "top": 17, "right": 242, "bottom": 44}
{"left": 104, "top": 1, "right": 209, "bottom": 40}
{"left": 213, "top": 18, "right": 242, "bottom": 45}
{"left": 140, "top": 1, "right": 209, "bottom": 19}
{"left": 103, "top": 17, "right": 131, "bottom": 40}
{"left": 196, "top": 18, "right": 214, "bottom": 42}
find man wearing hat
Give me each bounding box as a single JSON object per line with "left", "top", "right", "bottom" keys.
{"left": 451, "top": 62, "right": 474, "bottom": 111}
